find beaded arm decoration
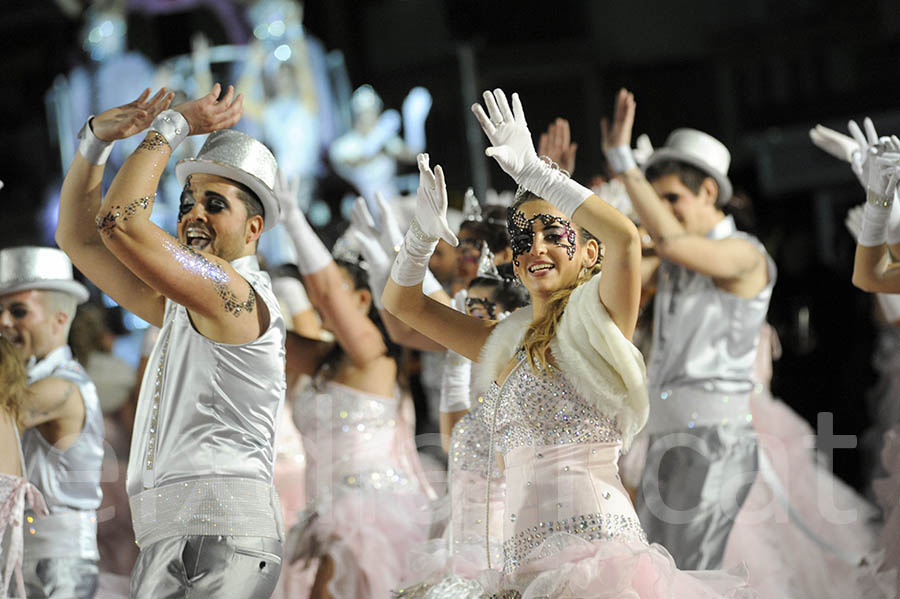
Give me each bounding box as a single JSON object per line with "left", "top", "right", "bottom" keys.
{"left": 138, "top": 131, "right": 169, "bottom": 152}
{"left": 95, "top": 195, "right": 154, "bottom": 235}
{"left": 164, "top": 240, "right": 257, "bottom": 317}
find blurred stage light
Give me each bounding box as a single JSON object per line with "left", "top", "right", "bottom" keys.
{"left": 274, "top": 44, "right": 292, "bottom": 61}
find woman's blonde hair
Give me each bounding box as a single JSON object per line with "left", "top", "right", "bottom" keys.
{"left": 0, "top": 337, "right": 27, "bottom": 420}
{"left": 511, "top": 193, "right": 602, "bottom": 371}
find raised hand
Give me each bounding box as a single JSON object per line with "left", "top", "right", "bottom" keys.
{"left": 92, "top": 88, "right": 174, "bottom": 142}
{"left": 413, "top": 154, "right": 458, "bottom": 246}
{"left": 810, "top": 125, "right": 860, "bottom": 164}
{"left": 601, "top": 88, "right": 636, "bottom": 153}
{"left": 173, "top": 83, "right": 243, "bottom": 136}
{"left": 538, "top": 118, "right": 578, "bottom": 175}
{"left": 848, "top": 117, "right": 900, "bottom": 190}
{"left": 867, "top": 153, "right": 900, "bottom": 199}
{"left": 471, "top": 88, "right": 539, "bottom": 181}
{"left": 349, "top": 193, "right": 403, "bottom": 258}
{"left": 274, "top": 169, "right": 301, "bottom": 222}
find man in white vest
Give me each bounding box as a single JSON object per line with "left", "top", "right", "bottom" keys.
{"left": 0, "top": 246, "right": 103, "bottom": 598}
{"left": 56, "top": 85, "right": 287, "bottom": 598}
{"left": 602, "top": 89, "right": 775, "bottom": 569}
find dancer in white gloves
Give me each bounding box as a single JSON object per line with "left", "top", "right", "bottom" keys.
{"left": 275, "top": 172, "right": 435, "bottom": 599}
{"left": 386, "top": 89, "right": 752, "bottom": 598}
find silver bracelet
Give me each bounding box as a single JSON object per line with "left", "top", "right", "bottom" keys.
{"left": 149, "top": 110, "right": 190, "bottom": 152}
{"left": 409, "top": 218, "right": 438, "bottom": 244}
{"left": 867, "top": 188, "right": 894, "bottom": 209}
{"left": 77, "top": 117, "right": 115, "bottom": 165}
{"left": 605, "top": 145, "right": 638, "bottom": 175}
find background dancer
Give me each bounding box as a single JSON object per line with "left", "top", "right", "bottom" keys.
{"left": 277, "top": 176, "right": 435, "bottom": 599}
{"left": 0, "top": 246, "right": 102, "bottom": 599}
{"left": 56, "top": 85, "right": 287, "bottom": 599}
{"left": 602, "top": 89, "right": 775, "bottom": 570}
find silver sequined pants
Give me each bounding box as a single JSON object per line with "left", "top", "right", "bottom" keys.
{"left": 129, "top": 536, "right": 283, "bottom": 599}
{"left": 21, "top": 557, "right": 99, "bottom": 599}
{"left": 635, "top": 424, "right": 758, "bottom": 570}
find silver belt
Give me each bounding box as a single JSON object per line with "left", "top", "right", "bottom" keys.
{"left": 130, "top": 477, "right": 284, "bottom": 548}
{"left": 23, "top": 510, "right": 99, "bottom": 561}
{"left": 647, "top": 386, "right": 752, "bottom": 435}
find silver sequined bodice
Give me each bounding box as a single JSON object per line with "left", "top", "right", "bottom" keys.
{"left": 481, "top": 354, "right": 648, "bottom": 573}
{"left": 293, "top": 379, "right": 415, "bottom": 506}
{"left": 449, "top": 403, "right": 500, "bottom": 477}
{"left": 481, "top": 353, "right": 622, "bottom": 454}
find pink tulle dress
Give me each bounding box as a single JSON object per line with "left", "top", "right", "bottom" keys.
{"left": 271, "top": 396, "right": 315, "bottom": 599}
{"left": 398, "top": 351, "right": 755, "bottom": 599}
{"left": 721, "top": 324, "right": 889, "bottom": 598}
{"left": 402, "top": 403, "right": 507, "bottom": 588}
{"left": 287, "top": 377, "right": 435, "bottom": 598}
{"left": 873, "top": 423, "right": 900, "bottom": 596}
{"left": 0, "top": 425, "right": 47, "bottom": 599}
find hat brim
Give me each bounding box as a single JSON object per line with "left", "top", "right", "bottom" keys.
{"left": 642, "top": 148, "right": 733, "bottom": 207}
{"left": 175, "top": 158, "right": 280, "bottom": 231}
{"left": 0, "top": 280, "right": 89, "bottom": 304}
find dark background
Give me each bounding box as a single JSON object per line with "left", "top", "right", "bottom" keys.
{"left": 4, "top": 0, "right": 900, "bottom": 490}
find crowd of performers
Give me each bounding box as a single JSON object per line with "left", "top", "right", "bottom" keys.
{"left": 2, "top": 76, "right": 900, "bottom": 599}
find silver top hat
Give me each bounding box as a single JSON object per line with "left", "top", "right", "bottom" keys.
{"left": 643, "top": 128, "right": 733, "bottom": 206}
{"left": 0, "top": 247, "right": 89, "bottom": 304}
{"left": 175, "top": 129, "right": 280, "bottom": 231}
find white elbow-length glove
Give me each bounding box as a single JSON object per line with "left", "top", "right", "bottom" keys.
{"left": 471, "top": 88, "right": 593, "bottom": 219}
{"left": 440, "top": 289, "right": 473, "bottom": 413}
{"left": 390, "top": 154, "right": 458, "bottom": 287}
{"left": 275, "top": 170, "right": 332, "bottom": 275}
{"left": 351, "top": 194, "right": 443, "bottom": 308}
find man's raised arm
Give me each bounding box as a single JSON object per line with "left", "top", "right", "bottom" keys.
{"left": 57, "top": 88, "right": 173, "bottom": 326}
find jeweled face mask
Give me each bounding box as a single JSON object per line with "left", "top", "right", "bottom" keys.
{"left": 466, "top": 295, "right": 498, "bottom": 320}
{"left": 507, "top": 208, "right": 577, "bottom": 266}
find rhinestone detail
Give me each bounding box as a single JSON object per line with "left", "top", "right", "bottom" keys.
{"left": 144, "top": 327, "right": 173, "bottom": 486}
{"left": 480, "top": 353, "right": 622, "bottom": 454}
{"left": 502, "top": 512, "right": 647, "bottom": 572}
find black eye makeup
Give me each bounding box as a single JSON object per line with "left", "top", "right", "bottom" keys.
{"left": 465, "top": 296, "right": 497, "bottom": 320}
{"left": 507, "top": 208, "right": 577, "bottom": 266}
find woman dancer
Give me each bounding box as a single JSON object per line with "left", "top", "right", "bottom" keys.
{"left": 0, "top": 337, "right": 47, "bottom": 598}
{"left": 384, "top": 89, "right": 752, "bottom": 597}
{"left": 276, "top": 176, "right": 434, "bottom": 599}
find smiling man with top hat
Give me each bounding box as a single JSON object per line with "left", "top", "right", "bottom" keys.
{"left": 56, "top": 85, "right": 287, "bottom": 598}
{"left": 0, "top": 246, "right": 103, "bottom": 598}
{"left": 600, "top": 89, "right": 775, "bottom": 570}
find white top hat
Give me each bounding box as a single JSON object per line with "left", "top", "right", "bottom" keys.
{"left": 175, "top": 129, "right": 280, "bottom": 231}
{"left": 643, "top": 128, "right": 733, "bottom": 206}
{"left": 0, "top": 247, "right": 89, "bottom": 303}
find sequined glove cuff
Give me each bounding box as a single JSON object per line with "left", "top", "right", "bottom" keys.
{"left": 518, "top": 157, "right": 593, "bottom": 219}
{"left": 149, "top": 109, "right": 190, "bottom": 152}
{"left": 605, "top": 145, "right": 638, "bottom": 175}
{"left": 77, "top": 117, "right": 115, "bottom": 165}
{"left": 390, "top": 218, "right": 438, "bottom": 287}
{"left": 858, "top": 189, "right": 895, "bottom": 247}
